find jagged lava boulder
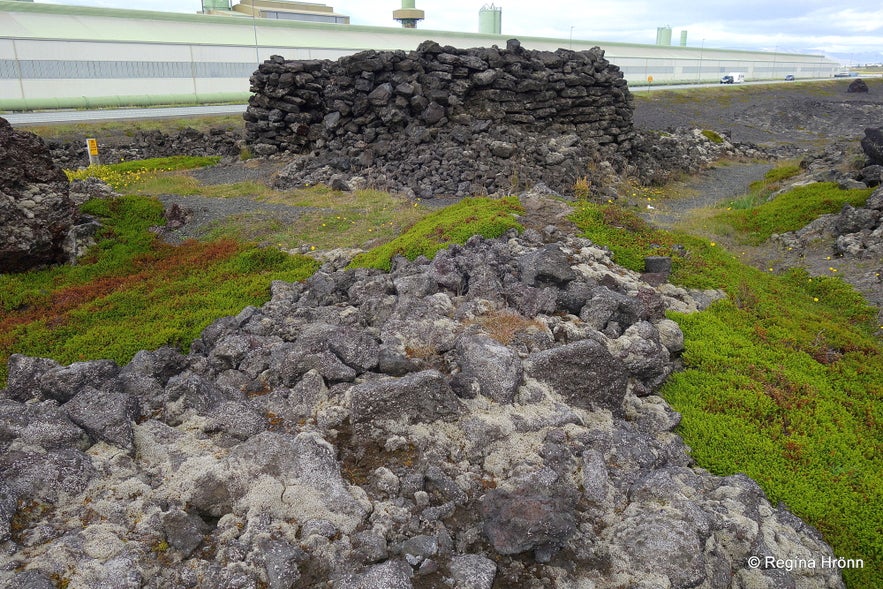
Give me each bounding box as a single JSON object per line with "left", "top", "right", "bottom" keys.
{"left": 0, "top": 117, "right": 77, "bottom": 273}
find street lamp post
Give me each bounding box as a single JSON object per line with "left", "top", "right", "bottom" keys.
{"left": 252, "top": 0, "right": 260, "bottom": 65}
{"left": 772, "top": 45, "right": 778, "bottom": 80}
{"left": 698, "top": 39, "right": 704, "bottom": 83}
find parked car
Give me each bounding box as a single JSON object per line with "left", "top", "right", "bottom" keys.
{"left": 720, "top": 72, "right": 745, "bottom": 84}
{"left": 834, "top": 72, "right": 851, "bottom": 78}
{"left": 785, "top": 74, "right": 795, "bottom": 81}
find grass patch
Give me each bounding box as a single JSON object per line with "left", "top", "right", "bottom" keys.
{"left": 126, "top": 175, "right": 273, "bottom": 200}
{"left": 716, "top": 182, "right": 873, "bottom": 244}
{"left": 201, "top": 185, "right": 428, "bottom": 251}
{"left": 349, "top": 196, "right": 524, "bottom": 271}
{"left": 633, "top": 84, "right": 753, "bottom": 108}
{"left": 0, "top": 193, "right": 317, "bottom": 385}
{"left": 633, "top": 79, "right": 883, "bottom": 108}
{"left": 700, "top": 129, "right": 724, "bottom": 144}
{"left": 722, "top": 162, "right": 804, "bottom": 210}
{"left": 570, "top": 200, "right": 882, "bottom": 588}
{"left": 66, "top": 156, "right": 221, "bottom": 190}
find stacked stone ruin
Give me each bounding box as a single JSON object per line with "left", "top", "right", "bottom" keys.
{"left": 244, "top": 40, "right": 636, "bottom": 198}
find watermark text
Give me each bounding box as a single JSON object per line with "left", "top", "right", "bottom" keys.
{"left": 746, "top": 555, "right": 864, "bottom": 571}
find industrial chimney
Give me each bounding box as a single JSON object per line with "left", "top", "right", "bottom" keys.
{"left": 393, "top": 0, "right": 425, "bottom": 28}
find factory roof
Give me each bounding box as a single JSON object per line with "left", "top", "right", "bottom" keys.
{"left": 0, "top": 0, "right": 817, "bottom": 58}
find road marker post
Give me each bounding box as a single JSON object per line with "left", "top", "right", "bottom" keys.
{"left": 86, "top": 138, "right": 100, "bottom": 166}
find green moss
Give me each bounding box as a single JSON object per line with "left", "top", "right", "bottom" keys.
{"left": 570, "top": 200, "right": 883, "bottom": 588}
{"left": 716, "top": 182, "right": 873, "bottom": 244}
{"left": 567, "top": 202, "right": 689, "bottom": 272}
{"left": 349, "top": 196, "right": 524, "bottom": 271}
{"left": 97, "top": 156, "right": 220, "bottom": 174}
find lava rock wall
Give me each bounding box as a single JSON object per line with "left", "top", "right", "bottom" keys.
{"left": 245, "top": 39, "right": 635, "bottom": 198}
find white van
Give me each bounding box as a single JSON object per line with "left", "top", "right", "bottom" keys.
{"left": 720, "top": 72, "right": 745, "bottom": 84}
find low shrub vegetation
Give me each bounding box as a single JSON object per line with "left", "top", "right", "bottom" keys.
{"left": 759, "top": 162, "right": 803, "bottom": 185}
{"left": 571, "top": 200, "right": 882, "bottom": 588}
{"left": 0, "top": 193, "right": 317, "bottom": 385}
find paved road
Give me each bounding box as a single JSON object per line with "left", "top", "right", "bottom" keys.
{"left": 3, "top": 104, "right": 247, "bottom": 125}
{"left": 630, "top": 77, "right": 836, "bottom": 93}
{"left": 3, "top": 78, "right": 844, "bottom": 125}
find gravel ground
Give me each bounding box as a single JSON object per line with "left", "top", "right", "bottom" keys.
{"left": 187, "top": 158, "right": 286, "bottom": 186}
{"left": 632, "top": 78, "right": 883, "bottom": 147}
{"left": 154, "top": 193, "right": 312, "bottom": 245}
{"left": 151, "top": 159, "right": 312, "bottom": 244}
{"left": 639, "top": 163, "right": 774, "bottom": 229}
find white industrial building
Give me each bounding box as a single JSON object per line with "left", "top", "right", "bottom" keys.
{"left": 0, "top": 0, "right": 840, "bottom": 111}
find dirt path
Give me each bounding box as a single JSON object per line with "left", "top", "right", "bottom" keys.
{"left": 639, "top": 163, "right": 773, "bottom": 230}
{"left": 638, "top": 162, "right": 883, "bottom": 329}
{"left": 154, "top": 194, "right": 313, "bottom": 245}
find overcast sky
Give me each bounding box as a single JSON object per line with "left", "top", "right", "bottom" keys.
{"left": 42, "top": 1, "right": 883, "bottom": 64}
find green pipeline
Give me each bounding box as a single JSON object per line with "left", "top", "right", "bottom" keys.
{"left": 0, "top": 92, "right": 251, "bottom": 112}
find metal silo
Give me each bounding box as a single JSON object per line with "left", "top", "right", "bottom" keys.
{"left": 479, "top": 4, "right": 502, "bottom": 34}
{"left": 656, "top": 26, "right": 672, "bottom": 46}
{"left": 201, "top": 0, "right": 231, "bottom": 12}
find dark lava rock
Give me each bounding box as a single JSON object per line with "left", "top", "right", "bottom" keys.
{"left": 847, "top": 78, "right": 869, "bottom": 93}
{"left": 63, "top": 387, "right": 140, "bottom": 452}
{"left": 0, "top": 117, "right": 77, "bottom": 273}
{"left": 861, "top": 127, "right": 883, "bottom": 165}
{"left": 481, "top": 487, "right": 577, "bottom": 560}
{"left": 526, "top": 339, "right": 628, "bottom": 415}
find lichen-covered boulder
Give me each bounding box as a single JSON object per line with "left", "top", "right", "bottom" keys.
{"left": 0, "top": 117, "right": 77, "bottom": 273}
